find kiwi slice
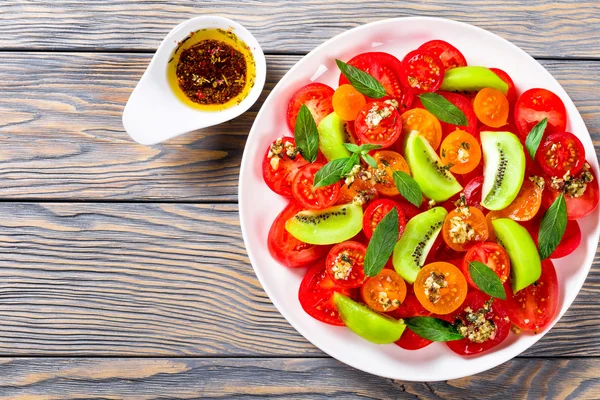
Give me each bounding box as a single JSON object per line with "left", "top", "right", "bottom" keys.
{"left": 404, "top": 131, "right": 462, "bottom": 201}
{"left": 392, "top": 207, "right": 447, "bottom": 284}
{"left": 492, "top": 218, "right": 541, "bottom": 293}
{"left": 317, "top": 112, "right": 352, "bottom": 161}
{"left": 481, "top": 131, "right": 525, "bottom": 210}
{"left": 285, "top": 203, "right": 362, "bottom": 245}
{"left": 334, "top": 293, "right": 406, "bottom": 344}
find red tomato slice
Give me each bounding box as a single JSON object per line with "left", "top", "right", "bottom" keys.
{"left": 262, "top": 137, "right": 309, "bottom": 197}
{"left": 503, "top": 259, "right": 559, "bottom": 333}
{"left": 362, "top": 199, "right": 407, "bottom": 239}
{"left": 536, "top": 132, "right": 586, "bottom": 177}
{"left": 401, "top": 49, "right": 445, "bottom": 94}
{"left": 299, "top": 264, "right": 352, "bottom": 326}
{"left": 463, "top": 176, "right": 484, "bottom": 211}
{"left": 515, "top": 88, "right": 567, "bottom": 138}
{"left": 542, "top": 168, "right": 599, "bottom": 220}
{"left": 425, "top": 233, "right": 462, "bottom": 264}
{"left": 268, "top": 202, "right": 330, "bottom": 268}
{"left": 446, "top": 291, "right": 510, "bottom": 355}
{"left": 388, "top": 293, "right": 433, "bottom": 350}
{"left": 292, "top": 164, "right": 340, "bottom": 210}
{"left": 325, "top": 241, "right": 366, "bottom": 288}
{"left": 354, "top": 100, "right": 402, "bottom": 148}
{"left": 339, "top": 52, "right": 413, "bottom": 109}
{"left": 418, "top": 40, "right": 467, "bottom": 70}
{"left": 551, "top": 220, "right": 581, "bottom": 259}
{"left": 286, "top": 83, "right": 334, "bottom": 132}
{"left": 489, "top": 68, "right": 517, "bottom": 105}
{"left": 462, "top": 242, "right": 511, "bottom": 288}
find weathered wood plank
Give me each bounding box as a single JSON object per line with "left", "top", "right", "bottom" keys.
{"left": 0, "top": 53, "right": 598, "bottom": 201}
{"left": 0, "top": 202, "right": 596, "bottom": 357}
{"left": 1, "top": 1, "right": 600, "bottom": 58}
{"left": 0, "top": 357, "right": 598, "bottom": 399}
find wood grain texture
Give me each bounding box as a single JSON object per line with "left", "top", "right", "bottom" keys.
{"left": 0, "top": 53, "right": 598, "bottom": 201}
{"left": 1, "top": 1, "right": 600, "bottom": 58}
{"left": 0, "top": 202, "right": 595, "bottom": 357}
{"left": 0, "top": 357, "right": 598, "bottom": 399}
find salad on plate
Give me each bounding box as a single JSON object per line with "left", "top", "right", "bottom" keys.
{"left": 261, "top": 39, "right": 598, "bottom": 355}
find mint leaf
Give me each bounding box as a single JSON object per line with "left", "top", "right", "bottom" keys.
{"left": 336, "top": 59, "right": 387, "bottom": 99}
{"left": 361, "top": 153, "right": 378, "bottom": 169}
{"left": 364, "top": 208, "right": 399, "bottom": 277}
{"left": 404, "top": 317, "right": 464, "bottom": 342}
{"left": 342, "top": 143, "right": 361, "bottom": 153}
{"left": 313, "top": 154, "right": 359, "bottom": 188}
{"left": 358, "top": 143, "right": 382, "bottom": 153}
{"left": 393, "top": 171, "right": 422, "bottom": 207}
{"left": 419, "top": 92, "right": 468, "bottom": 126}
{"left": 294, "top": 104, "right": 319, "bottom": 162}
{"left": 538, "top": 193, "right": 567, "bottom": 259}
{"left": 469, "top": 261, "right": 506, "bottom": 300}
{"left": 525, "top": 118, "right": 548, "bottom": 160}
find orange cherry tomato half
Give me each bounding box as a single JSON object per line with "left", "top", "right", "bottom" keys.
{"left": 368, "top": 150, "right": 411, "bottom": 196}
{"left": 473, "top": 87, "right": 509, "bottom": 128}
{"left": 325, "top": 241, "right": 367, "bottom": 288}
{"left": 442, "top": 206, "right": 489, "bottom": 252}
{"left": 439, "top": 129, "right": 482, "bottom": 174}
{"left": 337, "top": 175, "right": 378, "bottom": 206}
{"left": 361, "top": 269, "right": 407, "bottom": 312}
{"left": 332, "top": 84, "right": 367, "bottom": 121}
{"left": 500, "top": 179, "right": 543, "bottom": 221}
{"left": 400, "top": 108, "right": 442, "bottom": 150}
{"left": 413, "top": 262, "right": 468, "bottom": 314}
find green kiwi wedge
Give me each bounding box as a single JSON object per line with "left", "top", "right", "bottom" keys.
{"left": 404, "top": 131, "right": 462, "bottom": 202}
{"left": 392, "top": 207, "right": 448, "bottom": 284}
{"left": 492, "top": 218, "right": 541, "bottom": 293}
{"left": 285, "top": 203, "right": 362, "bottom": 245}
{"left": 333, "top": 293, "right": 406, "bottom": 344}
{"left": 317, "top": 112, "right": 351, "bottom": 161}
{"left": 480, "top": 131, "right": 525, "bottom": 210}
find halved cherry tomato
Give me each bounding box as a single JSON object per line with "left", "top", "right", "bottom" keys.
{"left": 537, "top": 132, "right": 586, "bottom": 177}
{"left": 337, "top": 178, "right": 378, "bottom": 206}
{"left": 401, "top": 50, "right": 445, "bottom": 94}
{"left": 442, "top": 206, "right": 489, "bottom": 251}
{"left": 400, "top": 108, "right": 442, "bottom": 149}
{"left": 503, "top": 259, "right": 559, "bottom": 333}
{"left": 325, "top": 241, "right": 367, "bottom": 288}
{"left": 418, "top": 40, "right": 467, "bottom": 70}
{"left": 514, "top": 88, "right": 567, "bottom": 138}
{"left": 339, "top": 52, "right": 413, "bottom": 109}
{"left": 439, "top": 129, "right": 482, "bottom": 174}
{"left": 361, "top": 269, "right": 407, "bottom": 313}
{"left": 489, "top": 68, "right": 517, "bottom": 105}
{"left": 413, "top": 262, "right": 468, "bottom": 314}
{"left": 292, "top": 164, "right": 340, "bottom": 210}
{"left": 500, "top": 179, "right": 543, "bottom": 221}
{"left": 354, "top": 100, "right": 402, "bottom": 147}
{"left": 332, "top": 84, "right": 367, "bottom": 121}
{"left": 389, "top": 293, "right": 433, "bottom": 350}
{"left": 268, "top": 202, "right": 331, "bottom": 268}
{"left": 473, "top": 88, "right": 509, "bottom": 128}
{"left": 299, "top": 264, "right": 353, "bottom": 326}
{"left": 286, "top": 83, "right": 334, "bottom": 132}
{"left": 262, "top": 137, "right": 309, "bottom": 197}
{"left": 446, "top": 292, "right": 510, "bottom": 355}
{"left": 551, "top": 220, "right": 581, "bottom": 259}
{"left": 368, "top": 150, "right": 411, "bottom": 196}
{"left": 363, "top": 199, "right": 407, "bottom": 239}
{"left": 462, "top": 242, "right": 511, "bottom": 288}
{"left": 463, "top": 176, "right": 484, "bottom": 211}
{"left": 543, "top": 168, "right": 599, "bottom": 220}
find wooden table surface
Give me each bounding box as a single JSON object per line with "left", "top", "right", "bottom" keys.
{"left": 1, "top": 1, "right": 599, "bottom": 398}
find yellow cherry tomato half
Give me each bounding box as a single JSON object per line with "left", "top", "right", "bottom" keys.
{"left": 473, "top": 87, "right": 509, "bottom": 128}
{"left": 440, "top": 129, "right": 482, "bottom": 174}
{"left": 414, "top": 262, "right": 468, "bottom": 315}
{"left": 401, "top": 108, "right": 442, "bottom": 150}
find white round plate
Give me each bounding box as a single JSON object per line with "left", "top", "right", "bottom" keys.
{"left": 239, "top": 17, "right": 600, "bottom": 381}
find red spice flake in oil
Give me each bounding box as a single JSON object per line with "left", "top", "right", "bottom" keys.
{"left": 176, "top": 39, "right": 246, "bottom": 105}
